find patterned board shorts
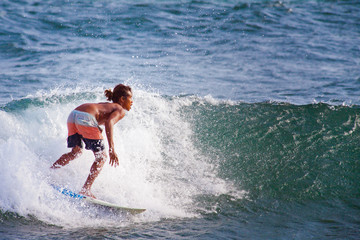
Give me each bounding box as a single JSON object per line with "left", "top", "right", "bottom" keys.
{"left": 66, "top": 110, "right": 105, "bottom": 152}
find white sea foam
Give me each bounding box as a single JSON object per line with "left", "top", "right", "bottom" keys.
{"left": 0, "top": 87, "right": 242, "bottom": 228}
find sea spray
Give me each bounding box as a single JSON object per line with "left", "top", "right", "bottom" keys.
{"left": 0, "top": 88, "right": 238, "bottom": 227}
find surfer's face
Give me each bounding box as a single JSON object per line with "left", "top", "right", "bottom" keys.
{"left": 120, "top": 92, "right": 133, "bottom": 111}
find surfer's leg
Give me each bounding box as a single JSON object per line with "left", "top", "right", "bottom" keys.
{"left": 79, "top": 151, "right": 106, "bottom": 198}
{"left": 51, "top": 146, "right": 82, "bottom": 169}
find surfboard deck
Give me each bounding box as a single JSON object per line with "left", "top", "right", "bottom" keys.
{"left": 51, "top": 185, "right": 146, "bottom": 214}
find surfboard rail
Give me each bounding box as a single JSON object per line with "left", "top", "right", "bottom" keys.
{"left": 51, "top": 185, "right": 146, "bottom": 214}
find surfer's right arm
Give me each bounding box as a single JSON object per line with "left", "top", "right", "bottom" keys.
{"left": 105, "top": 107, "right": 126, "bottom": 167}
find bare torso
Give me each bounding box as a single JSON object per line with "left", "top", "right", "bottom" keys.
{"left": 75, "top": 102, "right": 124, "bottom": 125}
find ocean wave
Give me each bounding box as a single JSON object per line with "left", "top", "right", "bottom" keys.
{"left": 0, "top": 89, "right": 242, "bottom": 227}
{"left": 184, "top": 99, "right": 360, "bottom": 201}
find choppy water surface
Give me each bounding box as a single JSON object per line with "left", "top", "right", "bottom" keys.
{"left": 1, "top": 0, "right": 360, "bottom": 239}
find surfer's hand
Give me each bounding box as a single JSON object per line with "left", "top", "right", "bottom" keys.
{"left": 109, "top": 150, "right": 119, "bottom": 167}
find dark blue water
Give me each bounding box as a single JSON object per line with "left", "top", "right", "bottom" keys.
{"left": 1, "top": 0, "right": 360, "bottom": 239}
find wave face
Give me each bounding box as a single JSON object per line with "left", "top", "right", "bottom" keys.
{"left": 185, "top": 100, "right": 360, "bottom": 201}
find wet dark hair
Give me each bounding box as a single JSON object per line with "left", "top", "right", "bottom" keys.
{"left": 104, "top": 84, "right": 132, "bottom": 103}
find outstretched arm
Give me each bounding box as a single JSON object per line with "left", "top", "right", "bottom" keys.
{"left": 105, "top": 109, "right": 125, "bottom": 167}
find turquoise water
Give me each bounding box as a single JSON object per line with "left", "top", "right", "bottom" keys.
{"left": 1, "top": 0, "right": 360, "bottom": 239}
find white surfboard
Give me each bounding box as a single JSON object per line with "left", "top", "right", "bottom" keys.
{"left": 52, "top": 185, "right": 146, "bottom": 214}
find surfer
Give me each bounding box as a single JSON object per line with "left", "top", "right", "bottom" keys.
{"left": 51, "top": 84, "right": 133, "bottom": 199}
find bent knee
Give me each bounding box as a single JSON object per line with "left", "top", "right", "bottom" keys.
{"left": 71, "top": 146, "right": 83, "bottom": 156}
{"left": 94, "top": 151, "right": 107, "bottom": 161}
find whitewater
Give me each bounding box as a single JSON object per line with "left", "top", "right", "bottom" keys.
{"left": 0, "top": 88, "right": 244, "bottom": 229}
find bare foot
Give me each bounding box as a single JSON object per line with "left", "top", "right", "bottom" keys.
{"left": 79, "top": 189, "right": 96, "bottom": 199}
{"left": 50, "top": 164, "right": 61, "bottom": 169}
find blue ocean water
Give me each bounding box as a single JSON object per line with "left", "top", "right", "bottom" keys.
{"left": 1, "top": 0, "right": 360, "bottom": 239}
